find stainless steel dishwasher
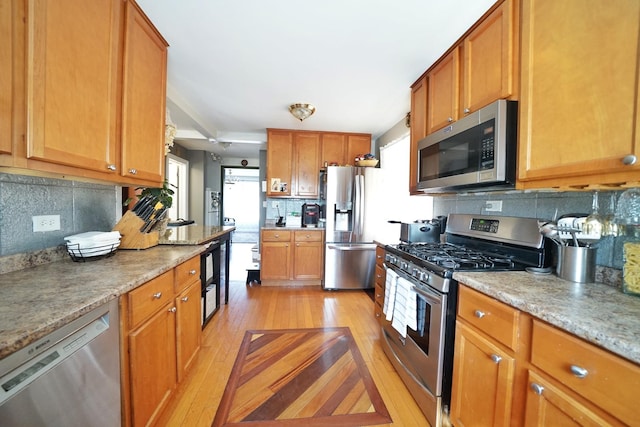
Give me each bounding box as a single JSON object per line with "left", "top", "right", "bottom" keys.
{"left": 0, "top": 299, "right": 121, "bottom": 426}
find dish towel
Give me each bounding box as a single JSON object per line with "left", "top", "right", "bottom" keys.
{"left": 391, "top": 276, "right": 415, "bottom": 338}
{"left": 383, "top": 267, "right": 398, "bottom": 321}
{"left": 402, "top": 277, "right": 418, "bottom": 331}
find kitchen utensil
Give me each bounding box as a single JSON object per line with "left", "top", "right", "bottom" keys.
{"left": 538, "top": 221, "right": 563, "bottom": 246}
{"left": 557, "top": 245, "right": 596, "bottom": 283}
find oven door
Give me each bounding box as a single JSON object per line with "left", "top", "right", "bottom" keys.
{"left": 381, "top": 269, "right": 447, "bottom": 396}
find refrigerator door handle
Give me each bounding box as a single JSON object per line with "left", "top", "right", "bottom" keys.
{"left": 327, "top": 244, "right": 376, "bottom": 251}
{"left": 359, "top": 174, "right": 365, "bottom": 235}
{"left": 354, "top": 172, "right": 361, "bottom": 237}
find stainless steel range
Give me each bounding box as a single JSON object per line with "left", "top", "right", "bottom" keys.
{"left": 381, "top": 214, "right": 552, "bottom": 427}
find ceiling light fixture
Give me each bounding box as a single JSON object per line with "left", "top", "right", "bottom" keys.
{"left": 289, "top": 103, "right": 316, "bottom": 121}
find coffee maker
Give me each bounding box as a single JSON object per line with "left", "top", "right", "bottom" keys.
{"left": 301, "top": 203, "right": 320, "bottom": 227}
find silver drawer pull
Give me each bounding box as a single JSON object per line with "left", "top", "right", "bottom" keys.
{"left": 128, "top": 168, "right": 137, "bottom": 175}
{"left": 530, "top": 383, "right": 544, "bottom": 395}
{"left": 474, "top": 310, "right": 486, "bottom": 319}
{"left": 106, "top": 164, "right": 116, "bottom": 171}
{"left": 490, "top": 354, "right": 502, "bottom": 364}
{"left": 189, "top": 269, "right": 197, "bottom": 275}
{"left": 181, "top": 296, "right": 189, "bottom": 302}
{"left": 153, "top": 292, "right": 162, "bottom": 299}
{"left": 622, "top": 154, "right": 637, "bottom": 165}
{"left": 570, "top": 365, "right": 588, "bottom": 378}
{"left": 169, "top": 307, "right": 177, "bottom": 313}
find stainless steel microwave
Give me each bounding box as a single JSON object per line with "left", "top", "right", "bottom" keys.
{"left": 417, "top": 99, "right": 518, "bottom": 193}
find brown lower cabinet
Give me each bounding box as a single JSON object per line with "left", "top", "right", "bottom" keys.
{"left": 120, "top": 255, "right": 201, "bottom": 427}
{"left": 451, "top": 285, "right": 640, "bottom": 427}
{"left": 260, "top": 229, "right": 324, "bottom": 285}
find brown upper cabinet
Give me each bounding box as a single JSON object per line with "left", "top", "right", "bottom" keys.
{"left": 426, "top": 0, "right": 517, "bottom": 135}
{"left": 0, "top": 1, "right": 13, "bottom": 160}
{"left": 517, "top": 0, "right": 640, "bottom": 189}
{"left": 267, "top": 129, "right": 371, "bottom": 198}
{"left": 7, "top": 0, "right": 167, "bottom": 187}
{"left": 409, "top": 0, "right": 518, "bottom": 194}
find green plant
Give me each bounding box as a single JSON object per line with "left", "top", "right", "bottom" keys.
{"left": 124, "top": 180, "right": 175, "bottom": 208}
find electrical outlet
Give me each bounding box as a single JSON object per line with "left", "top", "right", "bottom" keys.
{"left": 272, "top": 201, "right": 280, "bottom": 209}
{"left": 33, "top": 215, "right": 61, "bottom": 232}
{"left": 485, "top": 201, "right": 503, "bottom": 212}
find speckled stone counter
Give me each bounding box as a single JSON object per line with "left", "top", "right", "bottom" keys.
{"left": 159, "top": 225, "right": 235, "bottom": 245}
{"left": 0, "top": 245, "right": 205, "bottom": 360}
{"left": 453, "top": 271, "right": 640, "bottom": 365}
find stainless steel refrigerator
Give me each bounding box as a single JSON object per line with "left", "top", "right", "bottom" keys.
{"left": 322, "top": 166, "right": 380, "bottom": 290}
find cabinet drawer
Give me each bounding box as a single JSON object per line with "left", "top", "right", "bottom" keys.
{"left": 374, "top": 283, "right": 384, "bottom": 306}
{"left": 457, "top": 285, "right": 519, "bottom": 351}
{"left": 531, "top": 320, "right": 640, "bottom": 425}
{"left": 175, "top": 256, "right": 200, "bottom": 292}
{"left": 375, "top": 264, "right": 385, "bottom": 288}
{"left": 262, "top": 230, "right": 291, "bottom": 241}
{"left": 128, "top": 270, "right": 174, "bottom": 329}
{"left": 294, "top": 230, "right": 323, "bottom": 242}
{"left": 375, "top": 246, "right": 385, "bottom": 267}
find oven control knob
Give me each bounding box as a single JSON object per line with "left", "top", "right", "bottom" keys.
{"left": 412, "top": 268, "right": 419, "bottom": 277}
{"left": 401, "top": 261, "right": 409, "bottom": 270}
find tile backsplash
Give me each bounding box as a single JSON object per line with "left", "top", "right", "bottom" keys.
{"left": 0, "top": 173, "right": 120, "bottom": 257}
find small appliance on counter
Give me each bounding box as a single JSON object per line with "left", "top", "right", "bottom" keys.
{"left": 389, "top": 216, "right": 447, "bottom": 243}
{"left": 301, "top": 203, "right": 320, "bottom": 227}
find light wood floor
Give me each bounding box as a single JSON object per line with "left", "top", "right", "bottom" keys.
{"left": 154, "top": 245, "right": 430, "bottom": 426}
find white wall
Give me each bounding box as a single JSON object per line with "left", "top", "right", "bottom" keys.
{"left": 371, "top": 135, "right": 434, "bottom": 244}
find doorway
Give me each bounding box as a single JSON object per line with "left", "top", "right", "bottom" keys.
{"left": 166, "top": 154, "right": 189, "bottom": 221}
{"left": 222, "top": 167, "right": 260, "bottom": 243}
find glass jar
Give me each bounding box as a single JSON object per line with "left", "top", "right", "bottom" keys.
{"left": 623, "top": 242, "right": 640, "bottom": 296}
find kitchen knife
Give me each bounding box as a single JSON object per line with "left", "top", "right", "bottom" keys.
{"left": 132, "top": 195, "right": 153, "bottom": 215}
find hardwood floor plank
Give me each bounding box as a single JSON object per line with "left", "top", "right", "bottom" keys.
{"left": 154, "top": 264, "right": 430, "bottom": 427}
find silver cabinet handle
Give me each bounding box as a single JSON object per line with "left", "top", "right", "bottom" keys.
{"left": 296, "top": 243, "right": 300, "bottom": 246}
{"left": 181, "top": 296, "right": 189, "bottom": 302}
{"left": 128, "top": 168, "right": 137, "bottom": 175}
{"left": 622, "top": 154, "right": 637, "bottom": 165}
{"left": 464, "top": 108, "right": 471, "bottom": 114}
{"left": 169, "top": 307, "right": 177, "bottom": 313}
{"left": 189, "top": 269, "right": 197, "bottom": 275}
{"left": 570, "top": 365, "right": 588, "bottom": 378}
{"left": 447, "top": 117, "right": 453, "bottom": 123}
{"left": 490, "top": 354, "right": 502, "bottom": 364}
{"left": 153, "top": 292, "right": 162, "bottom": 299}
{"left": 274, "top": 234, "right": 279, "bottom": 238}
{"left": 474, "top": 310, "right": 486, "bottom": 318}
{"left": 106, "top": 164, "right": 116, "bottom": 171}
{"left": 530, "top": 383, "right": 544, "bottom": 395}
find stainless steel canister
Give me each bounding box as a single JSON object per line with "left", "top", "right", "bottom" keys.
{"left": 557, "top": 245, "right": 596, "bottom": 283}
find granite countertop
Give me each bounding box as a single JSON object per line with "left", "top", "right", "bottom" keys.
{"left": 159, "top": 225, "right": 235, "bottom": 245}
{"left": 453, "top": 271, "right": 640, "bottom": 365}
{"left": 0, "top": 245, "right": 205, "bottom": 360}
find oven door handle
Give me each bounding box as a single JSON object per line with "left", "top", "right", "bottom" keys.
{"left": 411, "top": 285, "right": 442, "bottom": 306}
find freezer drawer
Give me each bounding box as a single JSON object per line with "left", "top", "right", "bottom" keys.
{"left": 323, "top": 243, "right": 376, "bottom": 290}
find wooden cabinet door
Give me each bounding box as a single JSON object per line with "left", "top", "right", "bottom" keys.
{"left": 26, "top": 0, "right": 121, "bottom": 174}
{"left": 427, "top": 47, "right": 460, "bottom": 134}
{"left": 261, "top": 241, "right": 291, "bottom": 280}
{"left": 451, "top": 321, "right": 515, "bottom": 427}
{"left": 293, "top": 132, "right": 320, "bottom": 197}
{"left": 345, "top": 134, "right": 372, "bottom": 165}
{"left": 462, "top": 0, "right": 516, "bottom": 115}
{"left": 293, "top": 242, "right": 323, "bottom": 280}
{"left": 129, "top": 302, "right": 177, "bottom": 427}
{"left": 266, "top": 129, "right": 293, "bottom": 196}
{"left": 524, "top": 370, "right": 621, "bottom": 427}
{"left": 518, "top": 0, "right": 640, "bottom": 188}
{"left": 121, "top": 0, "right": 167, "bottom": 186}
{"left": 0, "top": 0, "right": 12, "bottom": 157}
{"left": 175, "top": 280, "right": 201, "bottom": 382}
{"left": 409, "top": 76, "right": 427, "bottom": 194}
{"left": 321, "top": 133, "right": 346, "bottom": 166}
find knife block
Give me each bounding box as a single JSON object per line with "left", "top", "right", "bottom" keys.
{"left": 113, "top": 211, "right": 159, "bottom": 249}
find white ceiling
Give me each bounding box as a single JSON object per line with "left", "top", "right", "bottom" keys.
{"left": 137, "top": 0, "right": 497, "bottom": 159}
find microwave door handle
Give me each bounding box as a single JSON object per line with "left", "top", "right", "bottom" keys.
{"left": 411, "top": 285, "right": 442, "bottom": 306}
